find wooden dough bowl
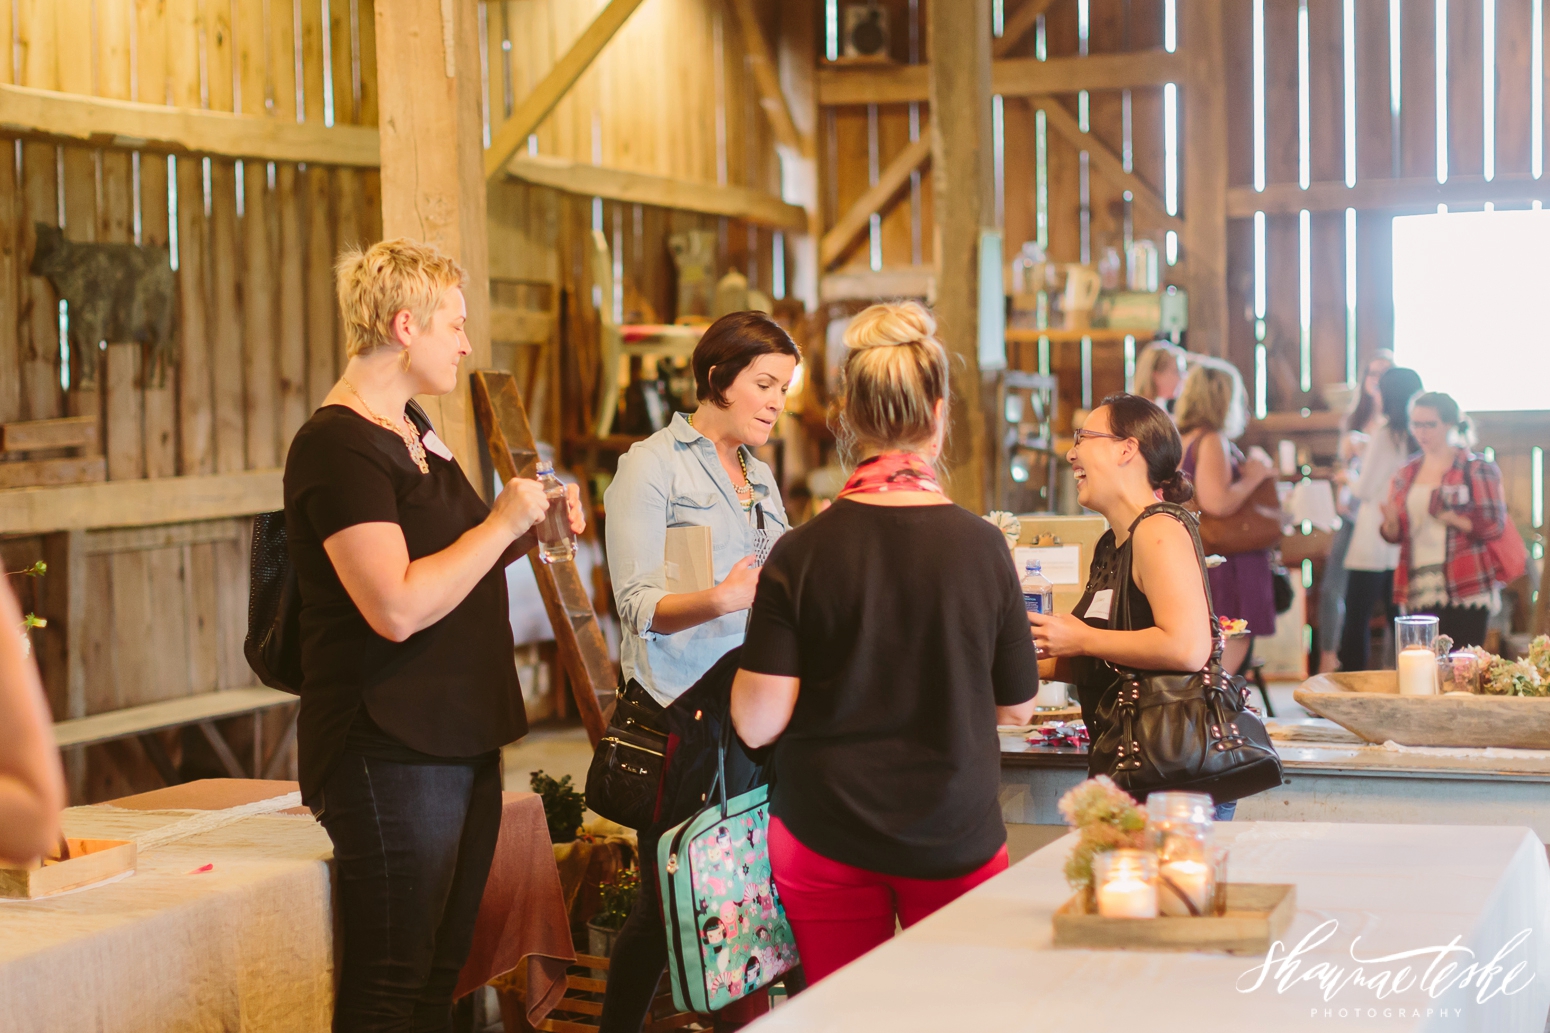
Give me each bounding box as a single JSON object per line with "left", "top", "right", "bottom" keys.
{"left": 1294, "top": 671, "right": 1550, "bottom": 749}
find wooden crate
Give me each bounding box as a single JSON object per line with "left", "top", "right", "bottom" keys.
{"left": 1053, "top": 883, "right": 1296, "bottom": 955}
{"left": 0, "top": 837, "right": 136, "bottom": 899}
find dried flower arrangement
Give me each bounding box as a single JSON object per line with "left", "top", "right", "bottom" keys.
{"left": 1057, "top": 775, "right": 1148, "bottom": 889}
{"left": 1464, "top": 635, "right": 1550, "bottom": 697}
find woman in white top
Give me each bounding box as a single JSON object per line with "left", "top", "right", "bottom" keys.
{"left": 1337, "top": 366, "right": 1421, "bottom": 671}
{"left": 1316, "top": 351, "right": 1391, "bottom": 673}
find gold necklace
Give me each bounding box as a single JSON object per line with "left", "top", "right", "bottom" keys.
{"left": 687, "top": 413, "right": 754, "bottom": 506}
{"left": 341, "top": 377, "right": 430, "bottom": 474}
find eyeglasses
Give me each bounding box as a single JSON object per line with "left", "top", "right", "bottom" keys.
{"left": 1410, "top": 419, "right": 1441, "bottom": 431}
{"left": 1073, "top": 428, "right": 1126, "bottom": 446}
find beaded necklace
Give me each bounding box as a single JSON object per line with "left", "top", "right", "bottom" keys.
{"left": 341, "top": 377, "right": 429, "bottom": 474}
{"left": 686, "top": 412, "right": 754, "bottom": 509}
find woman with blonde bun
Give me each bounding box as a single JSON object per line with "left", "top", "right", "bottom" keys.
{"left": 731, "top": 302, "right": 1039, "bottom": 983}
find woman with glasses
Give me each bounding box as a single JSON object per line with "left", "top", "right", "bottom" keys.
{"left": 1378, "top": 391, "right": 1508, "bottom": 649}
{"left": 1027, "top": 395, "right": 1224, "bottom": 817}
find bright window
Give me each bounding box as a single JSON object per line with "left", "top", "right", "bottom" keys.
{"left": 1391, "top": 210, "right": 1550, "bottom": 413}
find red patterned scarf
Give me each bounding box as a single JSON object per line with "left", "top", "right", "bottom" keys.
{"left": 837, "top": 451, "right": 944, "bottom": 498}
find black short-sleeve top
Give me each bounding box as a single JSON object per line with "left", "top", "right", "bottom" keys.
{"left": 739, "top": 500, "right": 1040, "bottom": 880}
{"left": 283, "top": 405, "right": 527, "bottom": 801}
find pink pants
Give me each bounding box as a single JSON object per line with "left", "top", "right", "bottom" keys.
{"left": 767, "top": 816, "right": 1009, "bottom": 984}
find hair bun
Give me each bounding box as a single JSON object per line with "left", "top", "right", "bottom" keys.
{"left": 844, "top": 300, "right": 939, "bottom": 352}
{"left": 1161, "top": 470, "right": 1195, "bottom": 505}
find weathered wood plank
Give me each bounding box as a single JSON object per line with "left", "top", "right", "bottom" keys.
{"left": 276, "top": 164, "right": 309, "bottom": 447}
{"left": 241, "top": 161, "right": 278, "bottom": 468}
{"left": 208, "top": 160, "right": 246, "bottom": 472}
{"left": 52, "top": 686, "right": 295, "bottom": 748}
{"left": 0, "top": 468, "right": 280, "bottom": 533}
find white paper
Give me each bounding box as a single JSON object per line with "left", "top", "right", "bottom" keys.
{"left": 422, "top": 429, "right": 454, "bottom": 461}
{"left": 1014, "top": 545, "right": 1082, "bottom": 586}
{"left": 1084, "top": 588, "right": 1113, "bottom": 622}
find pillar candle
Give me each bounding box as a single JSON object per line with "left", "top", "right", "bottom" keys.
{"left": 1397, "top": 646, "right": 1438, "bottom": 696}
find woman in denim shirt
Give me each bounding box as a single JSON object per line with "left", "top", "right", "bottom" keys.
{"left": 599, "top": 310, "right": 798, "bottom": 1033}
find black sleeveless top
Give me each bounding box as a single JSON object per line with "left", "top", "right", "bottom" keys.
{"left": 1070, "top": 522, "right": 1161, "bottom": 744}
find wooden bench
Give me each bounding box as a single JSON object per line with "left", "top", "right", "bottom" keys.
{"left": 53, "top": 686, "right": 298, "bottom": 786}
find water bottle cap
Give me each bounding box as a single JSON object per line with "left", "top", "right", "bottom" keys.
{"left": 535, "top": 461, "right": 554, "bottom": 475}
{"left": 1026, "top": 560, "right": 1042, "bottom": 573}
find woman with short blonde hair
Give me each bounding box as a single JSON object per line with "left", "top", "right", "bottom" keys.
{"left": 285, "top": 237, "right": 584, "bottom": 1030}
{"left": 1175, "top": 357, "right": 1276, "bottom": 674}
{"left": 731, "top": 300, "right": 1039, "bottom": 984}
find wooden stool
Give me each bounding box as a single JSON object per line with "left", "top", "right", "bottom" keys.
{"left": 496, "top": 954, "right": 698, "bottom": 1033}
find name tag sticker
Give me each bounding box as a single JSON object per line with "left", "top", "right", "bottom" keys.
{"left": 1085, "top": 589, "right": 1114, "bottom": 622}
{"left": 422, "top": 429, "right": 454, "bottom": 461}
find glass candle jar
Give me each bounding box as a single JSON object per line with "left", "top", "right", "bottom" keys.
{"left": 1395, "top": 616, "right": 1441, "bottom": 696}
{"left": 1441, "top": 650, "right": 1481, "bottom": 694}
{"left": 1093, "top": 849, "right": 1158, "bottom": 919}
{"left": 1147, "top": 791, "right": 1215, "bottom": 916}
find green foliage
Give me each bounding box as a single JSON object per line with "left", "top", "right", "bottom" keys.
{"left": 1470, "top": 637, "right": 1550, "bottom": 697}
{"left": 592, "top": 867, "right": 640, "bottom": 930}
{"left": 530, "top": 770, "right": 585, "bottom": 844}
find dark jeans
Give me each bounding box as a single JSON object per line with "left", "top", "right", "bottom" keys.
{"left": 1409, "top": 604, "right": 1491, "bottom": 650}
{"left": 1339, "top": 569, "right": 1395, "bottom": 671}
{"left": 597, "top": 853, "right": 670, "bottom": 1033}
{"left": 315, "top": 752, "right": 503, "bottom": 1033}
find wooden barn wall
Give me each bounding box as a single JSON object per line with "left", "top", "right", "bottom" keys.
{"left": 0, "top": 0, "right": 384, "bottom": 801}
{"left": 483, "top": 0, "right": 792, "bottom": 442}
{"left": 819, "top": 0, "right": 1178, "bottom": 428}
{"left": 1221, "top": 0, "right": 1548, "bottom": 578}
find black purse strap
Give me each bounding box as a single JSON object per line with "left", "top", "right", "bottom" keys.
{"left": 1109, "top": 502, "right": 1223, "bottom": 676}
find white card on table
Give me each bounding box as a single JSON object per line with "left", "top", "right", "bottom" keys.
{"left": 422, "top": 429, "right": 454, "bottom": 460}
{"left": 1084, "top": 589, "right": 1113, "bottom": 622}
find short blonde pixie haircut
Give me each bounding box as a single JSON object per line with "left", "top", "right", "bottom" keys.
{"left": 1174, "top": 356, "right": 1250, "bottom": 440}
{"left": 836, "top": 301, "right": 950, "bottom": 464}
{"left": 336, "top": 238, "right": 467, "bottom": 359}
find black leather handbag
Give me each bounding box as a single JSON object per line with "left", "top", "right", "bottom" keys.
{"left": 1087, "top": 503, "right": 1285, "bottom": 804}
{"left": 585, "top": 680, "right": 670, "bottom": 829}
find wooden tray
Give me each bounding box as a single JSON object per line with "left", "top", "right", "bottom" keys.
{"left": 0, "top": 838, "right": 136, "bottom": 899}
{"left": 1053, "top": 883, "right": 1296, "bottom": 954}
{"left": 1294, "top": 671, "right": 1550, "bottom": 749}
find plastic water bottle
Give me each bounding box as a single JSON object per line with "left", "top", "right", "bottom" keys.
{"left": 533, "top": 462, "right": 575, "bottom": 565}
{"left": 1021, "top": 560, "right": 1054, "bottom": 615}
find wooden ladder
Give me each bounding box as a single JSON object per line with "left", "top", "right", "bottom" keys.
{"left": 471, "top": 369, "right": 614, "bottom": 746}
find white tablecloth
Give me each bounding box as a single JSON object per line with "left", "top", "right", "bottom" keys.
{"left": 751, "top": 822, "right": 1550, "bottom": 1032}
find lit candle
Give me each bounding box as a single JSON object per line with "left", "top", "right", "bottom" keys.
{"left": 1097, "top": 877, "right": 1157, "bottom": 918}
{"left": 1397, "top": 646, "right": 1438, "bottom": 696}
{"left": 1158, "top": 859, "right": 1213, "bottom": 916}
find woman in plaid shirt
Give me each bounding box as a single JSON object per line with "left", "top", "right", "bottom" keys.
{"left": 1379, "top": 391, "right": 1508, "bottom": 648}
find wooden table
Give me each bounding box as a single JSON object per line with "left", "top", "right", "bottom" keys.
{"left": 1001, "top": 727, "right": 1550, "bottom": 842}
{"left": 749, "top": 822, "right": 1550, "bottom": 1031}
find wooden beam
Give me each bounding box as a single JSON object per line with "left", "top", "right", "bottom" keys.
{"left": 0, "top": 416, "right": 97, "bottom": 453}
{"left": 1227, "top": 173, "right": 1550, "bottom": 217}
{"left": 820, "top": 136, "right": 932, "bottom": 269}
{"left": 725, "top": 0, "right": 808, "bottom": 156}
{"left": 503, "top": 153, "right": 807, "bottom": 230}
{"left": 820, "top": 266, "right": 935, "bottom": 303}
{"left": 0, "top": 82, "right": 380, "bottom": 166}
{"left": 1181, "top": 4, "right": 1230, "bottom": 357}
{"left": 0, "top": 469, "right": 282, "bottom": 535}
{"left": 993, "top": 0, "right": 1057, "bottom": 59}
{"left": 1028, "top": 96, "right": 1180, "bottom": 231}
{"left": 929, "top": 0, "right": 993, "bottom": 512}
{"left": 483, "top": 0, "right": 649, "bottom": 181}
{"left": 818, "top": 50, "right": 1186, "bottom": 106}
{"left": 377, "top": 0, "right": 491, "bottom": 479}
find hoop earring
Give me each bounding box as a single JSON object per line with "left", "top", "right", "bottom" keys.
{"left": 400, "top": 347, "right": 411, "bottom": 373}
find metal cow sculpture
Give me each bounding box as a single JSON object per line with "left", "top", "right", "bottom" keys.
{"left": 28, "top": 222, "right": 176, "bottom": 385}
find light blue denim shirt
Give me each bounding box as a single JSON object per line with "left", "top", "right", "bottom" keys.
{"left": 604, "top": 412, "right": 789, "bottom": 706}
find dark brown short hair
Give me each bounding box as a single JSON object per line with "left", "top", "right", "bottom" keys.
{"left": 692, "top": 311, "right": 801, "bottom": 407}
